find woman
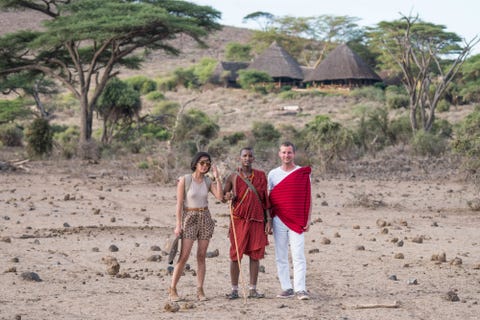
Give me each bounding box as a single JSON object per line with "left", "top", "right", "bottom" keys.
{"left": 169, "top": 151, "right": 223, "bottom": 302}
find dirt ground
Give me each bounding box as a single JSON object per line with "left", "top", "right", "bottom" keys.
{"left": 1, "top": 158, "right": 479, "bottom": 320}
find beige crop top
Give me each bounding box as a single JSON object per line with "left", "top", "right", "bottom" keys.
{"left": 184, "top": 176, "right": 209, "bottom": 208}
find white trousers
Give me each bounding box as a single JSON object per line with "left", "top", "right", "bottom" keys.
{"left": 272, "top": 216, "right": 306, "bottom": 292}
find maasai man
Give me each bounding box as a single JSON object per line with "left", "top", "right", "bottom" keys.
{"left": 223, "top": 147, "right": 272, "bottom": 299}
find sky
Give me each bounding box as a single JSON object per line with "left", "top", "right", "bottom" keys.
{"left": 191, "top": 0, "right": 480, "bottom": 54}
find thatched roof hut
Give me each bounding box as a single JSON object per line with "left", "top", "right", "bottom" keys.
{"left": 304, "top": 44, "right": 382, "bottom": 87}
{"left": 210, "top": 61, "right": 249, "bottom": 87}
{"left": 248, "top": 41, "right": 304, "bottom": 86}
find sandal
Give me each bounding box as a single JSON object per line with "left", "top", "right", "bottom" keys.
{"left": 226, "top": 290, "right": 239, "bottom": 300}
{"left": 248, "top": 289, "right": 265, "bottom": 299}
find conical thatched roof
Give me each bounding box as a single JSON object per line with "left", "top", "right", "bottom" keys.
{"left": 248, "top": 41, "right": 303, "bottom": 81}
{"left": 304, "top": 44, "right": 381, "bottom": 84}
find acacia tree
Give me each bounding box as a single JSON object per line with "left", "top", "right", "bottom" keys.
{"left": 369, "top": 15, "right": 479, "bottom": 132}
{"left": 0, "top": 0, "right": 221, "bottom": 155}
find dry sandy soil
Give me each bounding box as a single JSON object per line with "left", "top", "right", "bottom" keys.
{"left": 1, "top": 156, "right": 480, "bottom": 320}
{"left": 2, "top": 9, "right": 480, "bottom": 320}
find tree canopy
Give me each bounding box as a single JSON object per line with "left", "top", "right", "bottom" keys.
{"left": 0, "top": 0, "right": 221, "bottom": 155}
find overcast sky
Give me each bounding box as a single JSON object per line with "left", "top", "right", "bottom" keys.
{"left": 191, "top": 0, "right": 479, "bottom": 54}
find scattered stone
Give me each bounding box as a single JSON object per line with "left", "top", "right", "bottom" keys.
{"left": 110, "top": 217, "right": 116, "bottom": 223}
{"left": 10, "top": 257, "right": 19, "bottom": 263}
{"left": 308, "top": 248, "right": 320, "bottom": 254}
{"left": 381, "top": 228, "right": 389, "bottom": 234}
{"left": 334, "top": 232, "right": 341, "bottom": 238}
{"left": 1, "top": 236, "right": 12, "bottom": 243}
{"left": 182, "top": 302, "right": 196, "bottom": 310}
{"left": 167, "top": 266, "right": 174, "bottom": 275}
{"left": 63, "top": 222, "right": 71, "bottom": 228}
{"left": 431, "top": 221, "right": 439, "bottom": 227}
{"left": 353, "top": 225, "right": 360, "bottom": 229}
{"left": 376, "top": 219, "right": 387, "bottom": 227}
{"left": 412, "top": 236, "right": 423, "bottom": 244}
{"left": 407, "top": 278, "right": 418, "bottom": 285}
{"left": 147, "top": 255, "right": 162, "bottom": 262}
{"left": 259, "top": 265, "right": 266, "bottom": 273}
{"left": 5, "top": 267, "right": 17, "bottom": 273}
{"left": 355, "top": 245, "right": 365, "bottom": 251}
{"left": 473, "top": 264, "right": 480, "bottom": 270}
{"left": 150, "top": 245, "right": 161, "bottom": 251}
{"left": 397, "top": 240, "right": 404, "bottom": 247}
{"left": 388, "top": 275, "right": 398, "bottom": 281}
{"left": 467, "top": 198, "right": 480, "bottom": 211}
{"left": 92, "top": 247, "right": 100, "bottom": 252}
{"left": 320, "top": 237, "right": 331, "bottom": 245}
{"left": 450, "top": 257, "right": 463, "bottom": 266}
{"left": 20, "top": 271, "right": 42, "bottom": 282}
{"left": 102, "top": 256, "right": 120, "bottom": 275}
{"left": 431, "top": 252, "right": 447, "bottom": 263}
{"left": 109, "top": 245, "right": 119, "bottom": 252}
{"left": 394, "top": 253, "right": 405, "bottom": 259}
{"left": 321, "top": 201, "right": 328, "bottom": 206}
{"left": 206, "top": 249, "right": 219, "bottom": 258}
{"left": 443, "top": 290, "right": 460, "bottom": 302}
{"left": 164, "top": 302, "right": 180, "bottom": 312}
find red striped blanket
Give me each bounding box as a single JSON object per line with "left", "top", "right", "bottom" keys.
{"left": 270, "top": 166, "right": 311, "bottom": 234}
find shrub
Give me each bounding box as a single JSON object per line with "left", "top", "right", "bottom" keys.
{"left": 436, "top": 99, "right": 450, "bottom": 112}
{"left": 145, "top": 91, "right": 165, "bottom": 101}
{"left": 53, "top": 125, "right": 80, "bottom": 159}
{"left": 124, "top": 76, "right": 157, "bottom": 94}
{"left": 0, "top": 123, "right": 23, "bottom": 146}
{"left": 237, "top": 70, "right": 272, "bottom": 90}
{"left": 350, "top": 86, "right": 385, "bottom": 102}
{"left": 389, "top": 115, "right": 413, "bottom": 145}
{"left": 452, "top": 105, "right": 480, "bottom": 163}
{"left": 25, "top": 118, "right": 53, "bottom": 157}
{"left": 411, "top": 130, "right": 447, "bottom": 156}
{"left": 386, "top": 93, "right": 409, "bottom": 109}
{"left": 0, "top": 99, "right": 32, "bottom": 123}
{"left": 156, "top": 76, "right": 177, "bottom": 92}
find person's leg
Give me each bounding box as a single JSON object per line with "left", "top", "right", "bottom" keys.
{"left": 289, "top": 229, "right": 306, "bottom": 292}
{"left": 230, "top": 260, "right": 240, "bottom": 287}
{"left": 272, "top": 216, "right": 292, "bottom": 291}
{"left": 170, "top": 238, "right": 194, "bottom": 301}
{"left": 249, "top": 257, "right": 259, "bottom": 287}
{"left": 196, "top": 239, "right": 210, "bottom": 300}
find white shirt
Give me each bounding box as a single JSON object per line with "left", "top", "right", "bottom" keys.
{"left": 268, "top": 165, "right": 300, "bottom": 191}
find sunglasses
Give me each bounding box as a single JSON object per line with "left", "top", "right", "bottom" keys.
{"left": 198, "top": 160, "right": 211, "bottom": 167}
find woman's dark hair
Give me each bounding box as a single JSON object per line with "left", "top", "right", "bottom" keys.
{"left": 190, "top": 151, "right": 211, "bottom": 172}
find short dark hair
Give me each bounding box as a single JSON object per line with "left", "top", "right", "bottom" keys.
{"left": 281, "top": 141, "right": 296, "bottom": 152}
{"left": 190, "top": 151, "right": 211, "bottom": 172}
{"left": 240, "top": 147, "right": 253, "bottom": 155}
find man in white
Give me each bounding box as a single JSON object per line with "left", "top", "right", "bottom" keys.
{"left": 268, "top": 141, "right": 311, "bottom": 301}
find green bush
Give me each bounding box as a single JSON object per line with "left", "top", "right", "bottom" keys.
{"left": 53, "top": 125, "right": 80, "bottom": 159}
{"left": 386, "top": 93, "right": 409, "bottom": 109}
{"left": 145, "top": 91, "right": 165, "bottom": 101}
{"left": 350, "top": 86, "right": 385, "bottom": 102}
{"left": 252, "top": 122, "right": 280, "bottom": 145}
{"left": 436, "top": 99, "right": 450, "bottom": 112}
{"left": 452, "top": 105, "right": 480, "bottom": 159}
{"left": 301, "top": 115, "right": 357, "bottom": 169}
{"left": 389, "top": 115, "right": 413, "bottom": 144}
{"left": 124, "top": 76, "right": 157, "bottom": 94}
{"left": 0, "top": 123, "right": 23, "bottom": 146}
{"left": 279, "top": 90, "right": 300, "bottom": 100}
{"left": 156, "top": 76, "right": 177, "bottom": 92}
{"left": 237, "top": 70, "right": 272, "bottom": 90}
{"left": 25, "top": 118, "right": 53, "bottom": 157}
{"left": 411, "top": 130, "right": 447, "bottom": 156}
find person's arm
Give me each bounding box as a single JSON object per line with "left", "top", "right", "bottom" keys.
{"left": 210, "top": 164, "right": 224, "bottom": 201}
{"left": 222, "top": 173, "right": 234, "bottom": 203}
{"left": 174, "top": 177, "right": 185, "bottom": 237}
